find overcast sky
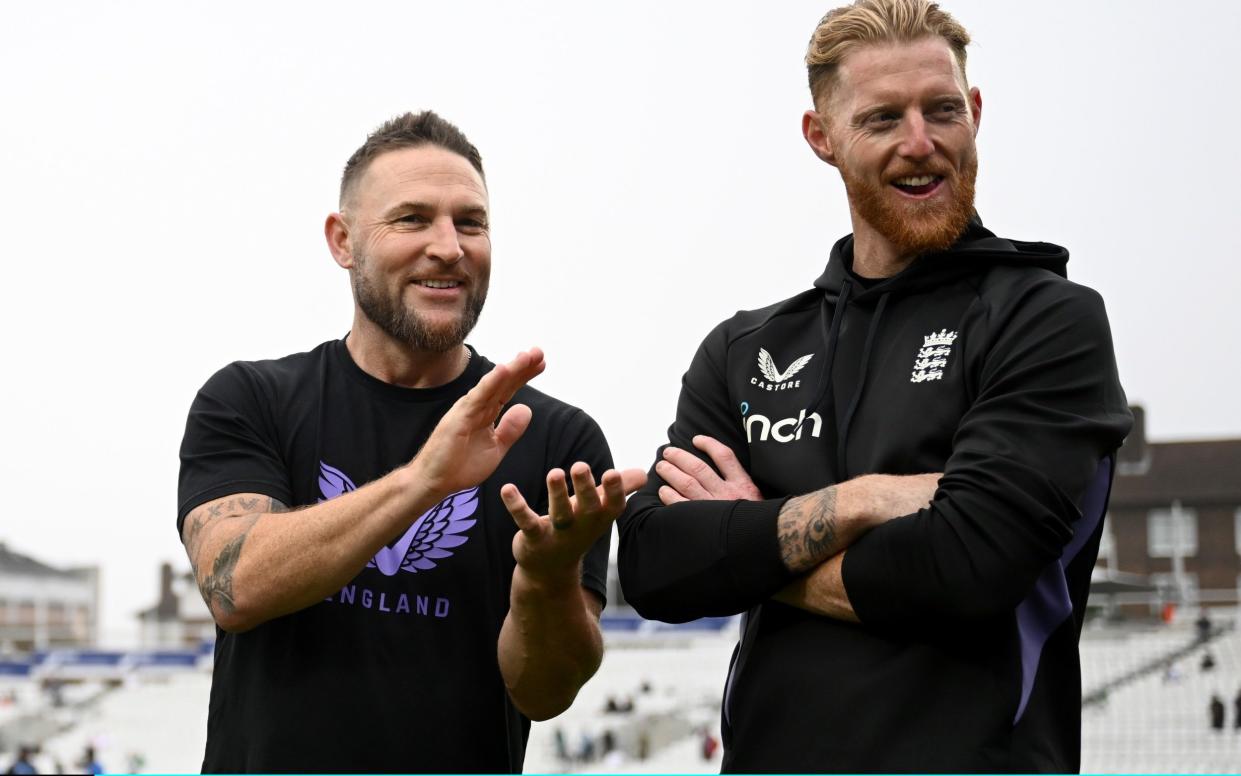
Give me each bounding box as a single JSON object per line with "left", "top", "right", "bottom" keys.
{"left": 2, "top": 0, "right": 1238, "bottom": 645}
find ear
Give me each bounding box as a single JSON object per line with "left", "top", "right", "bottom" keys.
{"left": 802, "top": 110, "right": 838, "bottom": 167}
{"left": 969, "top": 86, "right": 982, "bottom": 137}
{"left": 325, "top": 212, "right": 354, "bottom": 269}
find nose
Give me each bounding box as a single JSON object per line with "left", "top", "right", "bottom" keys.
{"left": 426, "top": 217, "right": 464, "bottom": 264}
{"left": 897, "top": 111, "right": 935, "bottom": 160}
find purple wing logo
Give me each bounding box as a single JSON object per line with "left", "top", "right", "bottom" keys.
{"left": 367, "top": 487, "right": 481, "bottom": 577}
{"left": 318, "top": 461, "right": 357, "bottom": 502}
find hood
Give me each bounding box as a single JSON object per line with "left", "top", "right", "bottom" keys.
{"left": 812, "top": 215, "right": 1069, "bottom": 304}
{"left": 802, "top": 214, "right": 1070, "bottom": 482}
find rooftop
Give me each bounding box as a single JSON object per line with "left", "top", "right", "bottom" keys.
{"left": 1112, "top": 438, "right": 1241, "bottom": 508}
{"left": 0, "top": 542, "right": 91, "bottom": 580}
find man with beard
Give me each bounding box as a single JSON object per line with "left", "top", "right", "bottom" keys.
{"left": 177, "top": 111, "right": 644, "bottom": 773}
{"left": 617, "top": 0, "right": 1131, "bottom": 771}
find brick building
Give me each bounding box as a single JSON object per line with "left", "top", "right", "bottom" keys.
{"left": 137, "top": 562, "right": 214, "bottom": 648}
{"left": 1099, "top": 407, "right": 1241, "bottom": 611}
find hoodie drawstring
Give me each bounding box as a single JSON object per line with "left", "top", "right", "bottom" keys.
{"left": 797, "top": 281, "right": 851, "bottom": 441}
{"left": 837, "top": 291, "right": 890, "bottom": 479}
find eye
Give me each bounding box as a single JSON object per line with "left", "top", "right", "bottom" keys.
{"left": 866, "top": 111, "right": 899, "bottom": 128}
{"left": 457, "top": 218, "right": 488, "bottom": 234}
{"left": 396, "top": 213, "right": 429, "bottom": 226}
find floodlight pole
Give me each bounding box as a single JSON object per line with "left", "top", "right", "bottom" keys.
{"left": 1170, "top": 499, "right": 1188, "bottom": 607}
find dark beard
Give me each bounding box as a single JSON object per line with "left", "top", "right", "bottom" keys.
{"left": 842, "top": 153, "right": 977, "bottom": 257}
{"left": 352, "top": 265, "right": 487, "bottom": 353}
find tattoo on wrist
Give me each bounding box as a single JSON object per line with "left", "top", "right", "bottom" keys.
{"left": 777, "top": 488, "right": 838, "bottom": 573}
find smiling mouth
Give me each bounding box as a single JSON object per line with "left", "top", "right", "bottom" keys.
{"left": 891, "top": 175, "right": 944, "bottom": 197}
{"left": 412, "top": 279, "right": 463, "bottom": 289}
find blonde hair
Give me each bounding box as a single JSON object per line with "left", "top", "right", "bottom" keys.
{"left": 806, "top": 0, "right": 971, "bottom": 108}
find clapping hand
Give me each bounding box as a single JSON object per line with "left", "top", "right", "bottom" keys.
{"left": 502, "top": 462, "right": 647, "bottom": 584}
{"left": 412, "top": 348, "right": 546, "bottom": 496}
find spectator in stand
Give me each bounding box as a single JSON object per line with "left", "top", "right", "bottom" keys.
{"left": 1233, "top": 688, "right": 1241, "bottom": 731}
{"left": 1196, "top": 611, "right": 1212, "bottom": 642}
{"left": 1210, "top": 694, "right": 1226, "bottom": 731}
{"left": 83, "top": 745, "right": 104, "bottom": 775}
{"left": 4, "top": 745, "right": 37, "bottom": 776}
{"left": 576, "top": 731, "right": 596, "bottom": 763}
{"left": 125, "top": 752, "right": 145, "bottom": 773}
{"left": 701, "top": 728, "right": 720, "bottom": 761}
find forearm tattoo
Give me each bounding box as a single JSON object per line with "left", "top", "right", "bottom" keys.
{"left": 184, "top": 496, "right": 288, "bottom": 617}
{"left": 776, "top": 487, "right": 839, "bottom": 573}
{"left": 198, "top": 515, "right": 259, "bottom": 615}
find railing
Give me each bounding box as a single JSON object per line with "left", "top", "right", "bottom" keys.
{"left": 1081, "top": 621, "right": 1236, "bottom": 708}
{"left": 0, "top": 647, "right": 209, "bottom": 681}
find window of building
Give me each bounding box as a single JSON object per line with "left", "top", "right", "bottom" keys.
{"left": 1149, "top": 572, "right": 1199, "bottom": 604}
{"left": 1097, "top": 514, "right": 1117, "bottom": 569}
{"left": 1147, "top": 507, "right": 1198, "bottom": 557}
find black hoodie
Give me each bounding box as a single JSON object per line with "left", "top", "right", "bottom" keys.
{"left": 617, "top": 219, "right": 1132, "bottom": 772}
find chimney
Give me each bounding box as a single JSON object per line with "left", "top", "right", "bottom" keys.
{"left": 1117, "top": 405, "right": 1148, "bottom": 471}
{"left": 156, "top": 562, "right": 180, "bottom": 620}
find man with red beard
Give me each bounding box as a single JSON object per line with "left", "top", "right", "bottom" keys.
{"left": 617, "top": 0, "right": 1130, "bottom": 771}
{"left": 177, "top": 112, "right": 644, "bottom": 772}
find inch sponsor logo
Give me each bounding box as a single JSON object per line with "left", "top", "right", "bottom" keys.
{"left": 752, "top": 347, "right": 814, "bottom": 391}
{"left": 741, "top": 402, "right": 823, "bottom": 444}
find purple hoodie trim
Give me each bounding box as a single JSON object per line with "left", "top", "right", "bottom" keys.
{"left": 1012, "top": 456, "right": 1113, "bottom": 724}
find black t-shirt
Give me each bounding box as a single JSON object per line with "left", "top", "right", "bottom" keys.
{"left": 177, "top": 340, "right": 613, "bottom": 773}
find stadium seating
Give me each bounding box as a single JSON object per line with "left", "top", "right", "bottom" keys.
{"left": 1081, "top": 616, "right": 1241, "bottom": 773}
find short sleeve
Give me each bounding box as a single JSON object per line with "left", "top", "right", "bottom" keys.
{"left": 177, "top": 363, "right": 292, "bottom": 535}
{"left": 548, "top": 408, "right": 615, "bottom": 607}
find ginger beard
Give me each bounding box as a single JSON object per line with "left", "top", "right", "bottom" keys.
{"left": 351, "top": 253, "right": 488, "bottom": 353}
{"left": 841, "top": 152, "right": 978, "bottom": 257}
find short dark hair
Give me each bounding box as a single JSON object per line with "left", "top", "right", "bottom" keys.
{"left": 339, "top": 111, "right": 485, "bottom": 207}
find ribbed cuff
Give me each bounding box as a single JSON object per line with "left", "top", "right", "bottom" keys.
{"left": 726, "top": 497, "right": 795, "bottom": 597}
{"left": 840, "top": 538, "right": 897, "bottom": 629}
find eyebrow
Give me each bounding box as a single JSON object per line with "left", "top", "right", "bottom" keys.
{"left": 851, "top": 93, "right": 968, "bottom": 123}
{"left": 383, "top": 201, "right": 489, "bottom": 219}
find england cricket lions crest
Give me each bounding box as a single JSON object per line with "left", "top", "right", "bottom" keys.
{"left": 910, "top": 329, "right": 958, "bottom": 383}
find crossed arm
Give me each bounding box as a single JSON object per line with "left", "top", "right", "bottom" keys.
{"left": 655, "top": 435, "right": 939, "bottom": 621}
{"left": 180, "top": 348, "right": 646, "bottom": 720}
